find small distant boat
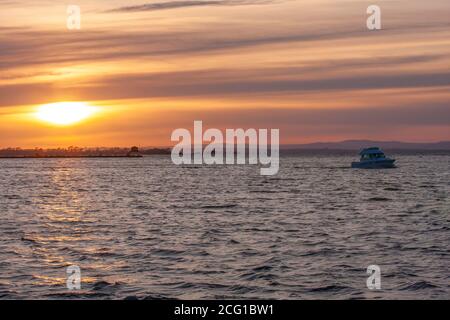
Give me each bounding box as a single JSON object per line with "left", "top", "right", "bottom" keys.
{"left": 127, "top": 146, "right": 143, "bottom": 157}
{"left": 351, "top": 147, "right": 396, "bottom": 169}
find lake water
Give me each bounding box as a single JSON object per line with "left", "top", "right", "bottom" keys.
{"left": 0, "top": 154, "right": 448, "bottom": 299}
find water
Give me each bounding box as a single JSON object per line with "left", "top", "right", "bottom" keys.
{"left": 0, "top": 154, "right": 448, "bottom": 299}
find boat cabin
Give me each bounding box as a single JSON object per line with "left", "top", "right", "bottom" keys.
{"left": 359, "top": 147, "right": 386, "bottom": 160}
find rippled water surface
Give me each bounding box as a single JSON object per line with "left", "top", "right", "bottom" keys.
{"left": 0, "top": 154, "right": 449, "bottom": 299}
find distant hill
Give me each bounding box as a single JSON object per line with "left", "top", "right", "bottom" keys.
{"left": 283, "top": 140, "right": 450, "bottom": 150}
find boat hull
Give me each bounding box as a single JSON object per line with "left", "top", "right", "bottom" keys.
{"left": 351, "top": 159, "right": 396, "bottom": 169}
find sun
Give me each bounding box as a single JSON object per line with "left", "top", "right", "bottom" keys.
{"left": 36, "top": 102, "right": 97, "bottom": 125}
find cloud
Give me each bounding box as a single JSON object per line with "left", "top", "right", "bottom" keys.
{"left": 1, "top": 68, "right": 449, "bottom": 107}
{"left": 108, "top": 0, "right": 275, "bottom": 13}
{"left": 1, "top": 21, "right": 448, "bottom": 76}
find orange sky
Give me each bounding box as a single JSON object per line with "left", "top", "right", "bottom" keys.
{"left": 0, "top": 0, "right": 449, "bottom": 147}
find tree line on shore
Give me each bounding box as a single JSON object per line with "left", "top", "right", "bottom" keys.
{"left": 0, "top": 146, "right": 171, "bottom": 157}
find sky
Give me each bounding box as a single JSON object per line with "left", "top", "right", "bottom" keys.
{"left": 0, "top": 0, "right": 449, "bottom": 147}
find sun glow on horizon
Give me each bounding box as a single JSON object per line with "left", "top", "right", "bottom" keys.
{"left": 36, "top": 102, "right": 97, "bottom": 126}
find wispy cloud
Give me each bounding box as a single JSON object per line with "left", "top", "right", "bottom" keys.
{"left": 108, "top": 0, "right": 275, "bottom": 13}
{"left": 2, "top": 67, "right": 450, "bottom": 107}
{"left": 2, "top": 21, "right": 448, "bottom": 75}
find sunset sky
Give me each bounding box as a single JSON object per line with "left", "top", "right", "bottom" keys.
{"left": 1, "top": 0, "right": 449, "bottom": 147}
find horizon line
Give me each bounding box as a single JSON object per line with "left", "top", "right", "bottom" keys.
{"left": 1, "top": 139, "right": 449, "bottom": 150}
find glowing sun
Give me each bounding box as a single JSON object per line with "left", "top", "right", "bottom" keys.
{"left": 36, "top": 102, "right": 96, "bottom": 125}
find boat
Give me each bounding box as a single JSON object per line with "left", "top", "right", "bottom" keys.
{"left": 351, "top": 147, "right": 396, "bottom": 168}
{"left": 127, "top": 146, "right": 143, "bottom": 157}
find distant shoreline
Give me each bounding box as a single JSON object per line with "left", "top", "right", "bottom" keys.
{"left": 0, "top": 147, "right": 171, "bottom": 158}
{"left": 1, "top": 149, "right": 449, "bottom": 159}
{"left": 1, "top": 140, "right": 449, "bottom": 159}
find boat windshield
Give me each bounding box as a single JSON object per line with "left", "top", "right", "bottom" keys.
{"left": 361, "top": 153, "right": 385, "bottom": 160}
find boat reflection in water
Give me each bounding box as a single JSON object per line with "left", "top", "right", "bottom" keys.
{"left": 351, "top": 147, "right": 396, "bottom": 169}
